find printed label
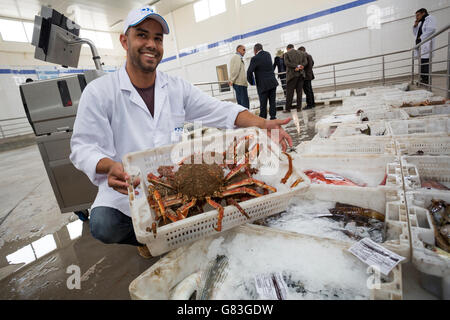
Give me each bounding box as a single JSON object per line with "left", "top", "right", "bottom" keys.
{"left": 323, "top": 174, "right": 345, "bottom": 181}
{"left": 254, "top": 272, "right": 288, "bottom": 300}
{"left": 348, "top": 238, "right": 406, "bottom": 276}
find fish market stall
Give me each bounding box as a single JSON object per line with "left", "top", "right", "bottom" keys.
{"left": 406, "top": 190, "right": 450, "bottom": 299}
{"left": 259, "top": 185, "right": 410, "bottom": 258}
{"left": 129, "top": 224, "right": 403, "bottom": 300}
{"left": 401, "top": 155, "right": 450, "bottom": 191}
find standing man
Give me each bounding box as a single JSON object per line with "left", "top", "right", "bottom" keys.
{"left": 273, "top": 49, "right": 287, "bottom": 97}
{"left": 247, "top": 43, "right": 279, "bottom": 120}
{"left": 298, "top": 46, "right": 315, "bottom": 110}
{"left": 283, "top": 44, "right": 307, "bottom": 112}
{"left": 413, "top": 8, "right": 436, "bottom": 85}
{"left": 229, "top": 45, "right": 249, "bottom": 108}
{"left": 70, "top": 6, "right": 293, "bottom": 258}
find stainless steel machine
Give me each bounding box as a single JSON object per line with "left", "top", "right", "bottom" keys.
{"left": 20, "top": 6, "right": 106, "bottom": 220}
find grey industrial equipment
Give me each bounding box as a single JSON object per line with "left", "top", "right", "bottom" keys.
{"left": 20, "top": 6, "right": 106, "bottom": 219}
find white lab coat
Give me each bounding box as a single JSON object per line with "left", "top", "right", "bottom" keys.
{"left": 412, "top": 15, "right": 437, "bottom": 59}
{"left": 70, "top": 65, "right": 247, "bottom": 217}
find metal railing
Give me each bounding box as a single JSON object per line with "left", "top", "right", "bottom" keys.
{"left": 195, "top": 24, "right": 450, "bottom": 100}
{"left": 0, "top": 117, "right": 33, "bottom": 139}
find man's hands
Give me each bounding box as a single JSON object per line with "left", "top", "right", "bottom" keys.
{"left": 295, "top": 65, "right": 304, "bottom": 72}
{"left": 234, "top": 111, "right": 294, "bottom": 152}
{"left": 263, "top": 118, "right": 293, "bottom": 152}
{"left": 97, "top": 158, "right": 140, "bottom": 195}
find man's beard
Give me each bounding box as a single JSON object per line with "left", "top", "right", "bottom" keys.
{"left": 130, "top": 49, "right": 160, "bottom": 73}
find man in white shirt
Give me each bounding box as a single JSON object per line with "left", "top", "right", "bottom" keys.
{"left": 412, "top": 8, "right": 437, "bottom": 85}
{"left": 70, "top": 6, "right": 293, "bottom": 258}
{"left": 229, "top": 45, "right": 249, "bottom": 108}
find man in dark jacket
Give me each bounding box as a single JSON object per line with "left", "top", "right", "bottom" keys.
{"left": 299, "top": 46, "right": 315, "bottom": 109}
{"left": 247, "top": 43, "right": 279, "bottom": 120}
{"left": 273, "top": 49, "right": 287, "bottom": 97}
{"left": 284, "top": 44, "right": 307, "bottom": 112}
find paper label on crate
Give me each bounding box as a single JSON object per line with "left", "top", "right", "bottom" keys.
{"left": 348, "top": 238, "right": 406, "bottom": 276}
{"left": 254, "top": 272, "right": 288, "bottom": 300}
{"left": 323, "top": 174, "right": 345, "bottom": 181}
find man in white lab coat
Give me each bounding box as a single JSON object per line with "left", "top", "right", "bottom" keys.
{"left": 70, "top": 6, "right": 293, "bottom": 258}
{"left": 412, "top": 8, "right": 437, "bottom": 85}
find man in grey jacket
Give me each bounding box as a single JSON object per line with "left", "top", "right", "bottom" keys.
{"left": 283, "top": 44, "right": 307, "bottom": 112}
{"left": 229, "top": 45, "right": 249, "bottom": 108}
{"left": 299, "top": 46, "right": 315, "bottom": 109}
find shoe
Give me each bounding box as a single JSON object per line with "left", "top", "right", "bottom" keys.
{"left": 270, "top": 117, "right": 277, "bottom": 120}
{"left": 303, "top": 106, "right": 313, "bottom": 110}
{"left": 137, "top": 245, "right": 152, "bottom": 259}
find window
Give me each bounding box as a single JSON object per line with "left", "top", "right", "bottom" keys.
{"left": 0, "top": 19, "right": 29, "bottom": 42}
{"left": 241, "top": 0, "right": 255, "bottom": 4}
{"left": 194, "top": 0, "right": 226, "bottom": 22}
{"left": 79, "top": 29, "right": 113, "bottom": 49}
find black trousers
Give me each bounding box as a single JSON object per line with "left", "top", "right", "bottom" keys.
{"left": 286, "top": 76, "right": 304, "bottom": 111}
{"left": 303, "top": 80, "right": 315, "bottom": 107}
{"left": 420, "top": 58, "right": 430, "bottom": 85}
{"left": 258, "top": 87, "right": 277, "bottom": 120}
{"left": 279, "top": 75, "right": 287, "bottom": 97}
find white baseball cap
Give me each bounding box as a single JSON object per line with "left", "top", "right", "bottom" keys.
{"left": 123, "top": 6, "right": 170, "bottom": 35}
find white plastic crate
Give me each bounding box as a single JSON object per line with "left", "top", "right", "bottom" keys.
{"left": 401, "top": 155, "right": 450, "bottom": 191}
{"left": 129, "top": 224, "right": 403, "bottom": 300}
{"left": 315, "top": 121, "right": 391, "bottom": 139}
{"left": 332, "top": 104, "right": 391, "bottom": 116}
{"left": 395, "top": 136, "right": 450, "bottom": 156}
{"left": 405, "top": 190, "right": 450, "bottom": 299}
{"left": 297, "top": 137, "right": 396, "bottom": 155}
{"left": 264, "top": 184, "right": 410, "bottom": 259}
{"left": 360, "top": 109, "right": 409, "bottom": 122}
{"left": 329, "top": 121, "right": 391, "bottom": 138}
{"left": 388, "top": 117, "right": 450, "bottom": 137}
{"left": 400, "top": 104, "right": 450, "bottom": 118}
{"left": 387, "top": 94, "right": 445, "bottom": 108}
{"left": 122, "top": 128, "right": 310, "bottom": 256}
{"left": 292, "top": 154, "right": 403, "bottom": 189}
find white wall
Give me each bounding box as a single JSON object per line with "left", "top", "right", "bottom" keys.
{"left": 0, "top": 0, "right": 449, "bottom": 123}
{"left": 158, "top": 0, "right": 450, "bottom": 86}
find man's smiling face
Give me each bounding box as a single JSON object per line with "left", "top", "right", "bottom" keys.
{"left": 121, "top": 19, "right": 164, "bottom": 73}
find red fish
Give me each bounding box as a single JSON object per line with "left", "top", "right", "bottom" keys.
{"left": 304, "top": 170, "right": 366, "bottom": 187}
{"left": 421, "top": 179, "right": 450, "bottom": 190}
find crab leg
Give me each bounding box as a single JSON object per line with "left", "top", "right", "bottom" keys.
{"left": 176, "top": 198, "right": 197, "bottom": 219}
{"left": 226, "top": 198, "right": 250, "bottom": 219}
{"left": 206, "top": 197, "right": 225, "bottom": 232}
{"left": 166, "top": 208, "right": 180, "bottom": 222}
{"left": 147, "top": 173, "right": 175, "bottom": 189}
{"left": 290, "top": 177, "right": 304, "bottom": 188}
{"left": 225, "top": 163, "right": 248, "bottom": 181}
{"left": 163, "top": 195, "right": 184, "bottom": 208}
{"left": 281, "top": 152, "right": 293, "bottom": 184}
{"left": 221, "top": 187, "right": 263, "bottom": 198}
{"left": 152, "top": 190, "right": 167, "bottom": 222}
{"left": 226, "top": 178, "right": 277, "bottom": 193}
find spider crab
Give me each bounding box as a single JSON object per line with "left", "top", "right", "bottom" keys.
{"left": 145, "top": 134, "right": 297, "bottom": 237}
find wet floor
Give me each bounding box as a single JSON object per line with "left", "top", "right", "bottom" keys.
{"left": 0, "top": 102, "right": 439, "bottom": 299}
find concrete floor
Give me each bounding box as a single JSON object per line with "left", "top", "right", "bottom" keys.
{"left": 0, "top": 100, "right": 442, "bottom": 300}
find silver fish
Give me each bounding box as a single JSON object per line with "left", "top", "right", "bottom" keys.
{"left": 196, "top": 255, "right": 229, "bottom": 300}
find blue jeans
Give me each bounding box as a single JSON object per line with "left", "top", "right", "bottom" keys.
{"left": 89, "top": 206, "right": 142, "bottom": 246}
{"left": 233, "top": 84, "right": 249, "bottom": 108}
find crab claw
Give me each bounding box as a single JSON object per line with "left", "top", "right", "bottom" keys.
{"left": 225, "top": 163, "right": 248, "bottom": 181}
{"left": 290, "top": 177, "right": 304, "bottom": 188}
{"left": 221, "top": 187, "right": 263, "bottom": 198}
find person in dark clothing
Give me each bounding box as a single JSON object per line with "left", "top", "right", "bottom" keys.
{"left": 283, "top": 44, "right": 307, "bottom": 112}
{"left": 273, "top": 50, "right": 287, "bottom": 97}
{"left": 247, "top": 43, "right": 279, "bottom": 120}
{"left": 298, "top": 46, "right": 315, "bottom": 109}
